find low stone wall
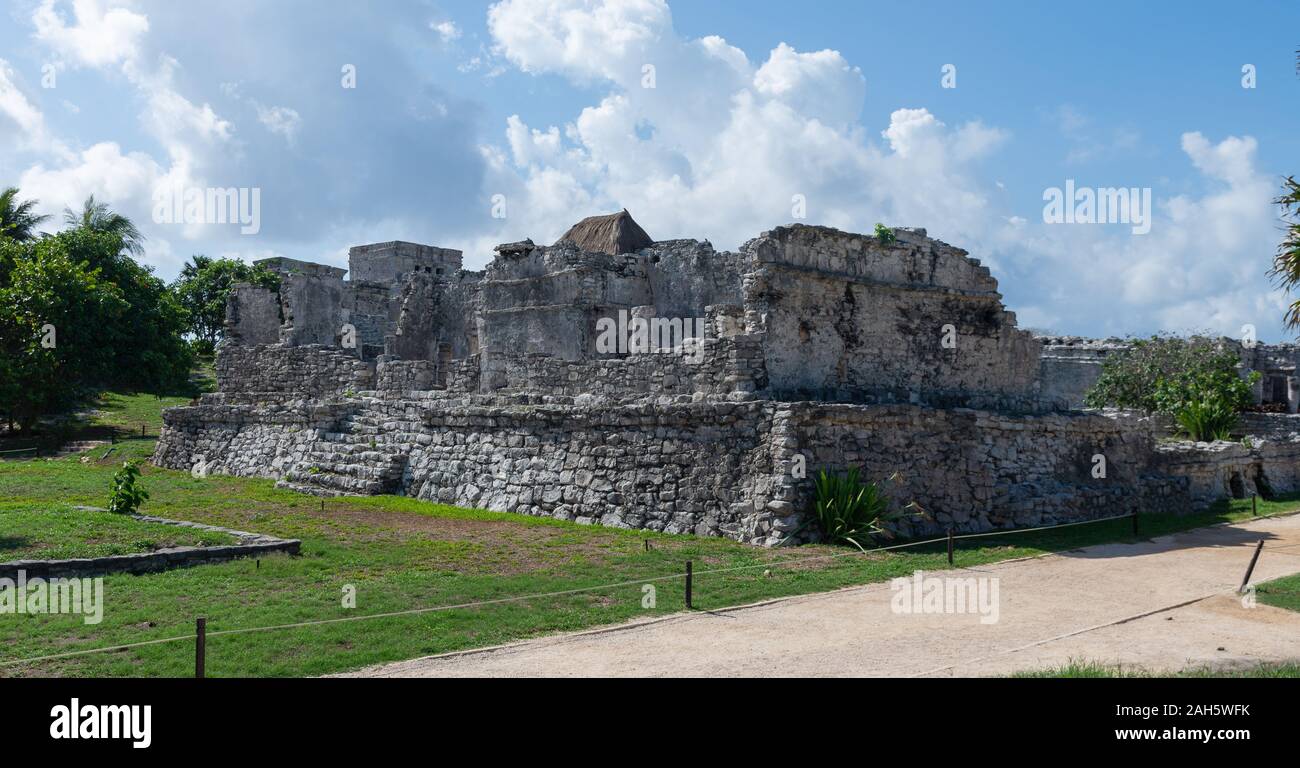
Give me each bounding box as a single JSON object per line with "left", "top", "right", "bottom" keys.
{"left": 155, "top": 393, "right": 1300, "bottom": 546}
{"left": 780, "top": 404, "right": 1186, "bottom": 537}
{"left": 153, "top": 398, "right": 358, "bottom": 478}
{"left": 0, "top": 514, "right": 300, "bottom": 579}
{"left": 405, "top": 400, "right": 783, "bottom": 542}
{"left": 216, "top": 344, "right": 373, "bottom": 398}
{"left": 376, "top": 358, "right": 437, "bottom": 392}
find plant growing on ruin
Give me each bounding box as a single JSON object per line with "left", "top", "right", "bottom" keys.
{"left": 1085, "top": 334, "right": 1257, "bottom": 442}
{"left": 873, "top": 223, "right": 896, "bottom": 245}
{"left": 804, "top": 468, "right": 915, "bottom": 550}
{"left": 107, "top": 461, "right": 149, "bottom": 515}
{"left": 1153, "top": 366, "right": 1256, "bottom": 442}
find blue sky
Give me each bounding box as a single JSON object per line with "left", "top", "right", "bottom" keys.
{"left": 1, "top": 0, "right": 1297, "bottom": 340}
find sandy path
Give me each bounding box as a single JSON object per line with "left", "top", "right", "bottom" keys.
{"left": 341, "top": 514, "right": 1300, "bottom": 677}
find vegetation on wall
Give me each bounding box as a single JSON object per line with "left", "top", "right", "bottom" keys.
{"left": 1084, "top": 334, "right": 1257, "bottom": 441}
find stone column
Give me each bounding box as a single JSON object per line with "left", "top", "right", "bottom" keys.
{"left": 1287, "top": 376, "right": 1300, "bottom": 414}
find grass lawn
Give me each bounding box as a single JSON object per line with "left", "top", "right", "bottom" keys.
{"left": 0, "top": 505, "right": 235, "bottom": 560}
{"left": 1014, "top": 660, "right": 1300, "bottom": 678}
{"left": 3, "top": 390, "right": 1300, "bottom": 678}
{"left": 1256, "top": 572, "right": 1300, "bottom": 614}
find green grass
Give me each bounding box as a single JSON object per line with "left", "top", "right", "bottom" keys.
{"left": 1014, "top": 660, "right": 1300, "bottom": 678}
{"left": 2, "top": 390, "right": 1299, "bottom": 677}
{"left": 1256, "top": 572, "right": 1300, "bottom": 613}
{"left": 0, "top": 505, "right": 235, "bottom": 560}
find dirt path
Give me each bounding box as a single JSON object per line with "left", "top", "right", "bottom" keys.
{"left": 342, "top": 514, "right": 1300, "bottom": 677}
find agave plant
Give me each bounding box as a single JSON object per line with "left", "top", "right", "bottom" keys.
{"left": 805, "top": 468, "right": 918, "bottom": 550}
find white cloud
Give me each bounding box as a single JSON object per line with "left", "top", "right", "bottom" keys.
{"left": 488, "top": 0, "right": 672, "bottom": 81}
{"left": 255, "top": 103, "right": 302, "bottom": 142}
{"left": 432, "top": 20, "right": 461, "bottom": 43}
{"left": 482, "top": 0, "right": 1286, "bottom": 341}
{"left": 480, "top": 0, "right": 1002, "bottom": 254}
{"left": 0, "top": 60, "right": 52, "bottom": 151}
{"left": 32, "top": 0, "right": 149, "bottom": 69}
{"left": 753, "top": 43, "right": 864, "bottom": 129}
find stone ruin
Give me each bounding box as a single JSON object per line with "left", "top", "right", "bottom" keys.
{"left": 154, "top": 212, "right": 1300, "bottom": 545}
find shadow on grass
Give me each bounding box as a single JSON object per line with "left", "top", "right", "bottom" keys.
{"left": 0, "top": 536, "right": 30, "bottom": 553}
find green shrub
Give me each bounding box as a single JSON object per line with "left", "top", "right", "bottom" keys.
{"left": 873, "top": 223, "right": 896, "bottom": 244}
{"left": 807, "top": 468, "right": 913, "bottom": 550}
{"left": 1084, "top": 334, "right": 1258, "bottom": 441}
{"left": 107, "top": 460, "right": 149, "bottom": 515}
{"left": 1154, "top": 366, "right": 1254, "bottom": 441}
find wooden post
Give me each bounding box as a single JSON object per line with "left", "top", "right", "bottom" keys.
{"left": 1252, "top": 494, "right": 1258, "bottom": 516}
{"left": 1239, "top": 539, "right": 1265, "bottom": 594}
{"left": 195, "top": 617, "right": 206, "bottom": 679}
{"left": 947, "top": 528, "right": 954, "bottom": 566}
{"left": 685, "top": 560, "right": 693, "bottom": 610}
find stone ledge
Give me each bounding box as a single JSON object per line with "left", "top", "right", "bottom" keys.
{"left": 0, "top": 512, "right": 301, "bottom": 580}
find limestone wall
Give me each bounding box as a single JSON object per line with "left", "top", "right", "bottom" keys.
{"left": 225, "top": 284, "right": 281, "bottom": 346}
{"left": 480, "top": 335, "right": 767, "bottom": 399}
{"left": 741, "top": 225, "right": 1044, "bottom": 409}
{"left": 780, "top": 404, "right": 1184, "bottom": 537}
{"left": 158, "top": 391, "right": 1295, "bottom": 546}
{"left": 215, "top": 344, "right": 373, "bottom": 397}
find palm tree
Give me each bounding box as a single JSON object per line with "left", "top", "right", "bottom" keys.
{"left": 63, "top": 194, "right": 145, "bottom": 255}
{"left": 1270, "top": 176, "right": 1300, "bottom": 329}
{"left": 0, "top": 187, "right": 49, "bottom": 242}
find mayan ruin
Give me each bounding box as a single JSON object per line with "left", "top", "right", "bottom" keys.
{"left": 150, "top": 212, "right": 1300, "bottom": 546}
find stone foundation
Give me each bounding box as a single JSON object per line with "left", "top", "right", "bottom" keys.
{"left": 154, "top": 393, "right": 1300, "bottom": 546}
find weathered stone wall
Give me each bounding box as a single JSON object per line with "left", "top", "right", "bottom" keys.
{"left": 781, "top": 404, "right": 1185, "bottom": 537}
{"left": 1035, "top": 336, "right": 1129, "bottom": 409}
{"left": 643, "top": 239, "right": 747, "bottom": 319}
{"left": 349, "top": 241, "right": 463, "bottom": 283}
{"left": 742, "top": 225, "right": 1044, "bottom": 409}
{"left": 481, "top": 334, "right": 767, "bottom": 399}
{"left": 158, "top": 390, "right": 1300, "bottom": 545}
{"left": 278, "top": 273, "right": 345, "bottom": 346}
{"left": 215, "top": 344, "right": 373, "bottom": 397}
{"left": 405, "top": 400, "right": 783, "bottom": 541}
{"left": 376, "top": 358, "right": 437, "bottom": 393}
{"left": 224, "top": 284, "right": 281, "bottom": 346}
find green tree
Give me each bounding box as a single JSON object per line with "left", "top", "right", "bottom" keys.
{"left": 0, "top": 237, "right": 127, "bottom": 432}
{"left": 0, "top": 187, "right": 48, "bottom": 243}
{"left": 172, "top": 255, "right": 281, "bottom": 351}
{"left": 1270, "top": 176, "right": 1300, "bottom": 330}
{"left": 63, "top": 194, "right": 146, "bottom": 256}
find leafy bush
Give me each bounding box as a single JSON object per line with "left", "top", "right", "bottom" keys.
{"left": 808, "top": 468, "right": 913, "bottom": 550}
{"left": 1084, "top": 334, "right": 1257, "bottom": 441}
{"left": 1153, "top": 366, "right": 1255, "bottom": 441}
{"left": 108, "top": 461, "right": 149, "bottom": 515}
{"left": 873, "top": 223, "right": 896, "bottom": 244}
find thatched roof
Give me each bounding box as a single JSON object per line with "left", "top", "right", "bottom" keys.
{"left": 557, "top": 209, "right": 653, "bottom": 255}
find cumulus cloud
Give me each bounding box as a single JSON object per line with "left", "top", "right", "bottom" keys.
{"left": 479, "top": 0, "right": 997, "bottom": 254}
{"left": 13, "top": 0, "right": 488, "bottom": 275}
{"left": 480, "top": 0, "right": 1286, "bottom": 341}
{"left": 32, "top": 0, "right": 149, "bottom": 69}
